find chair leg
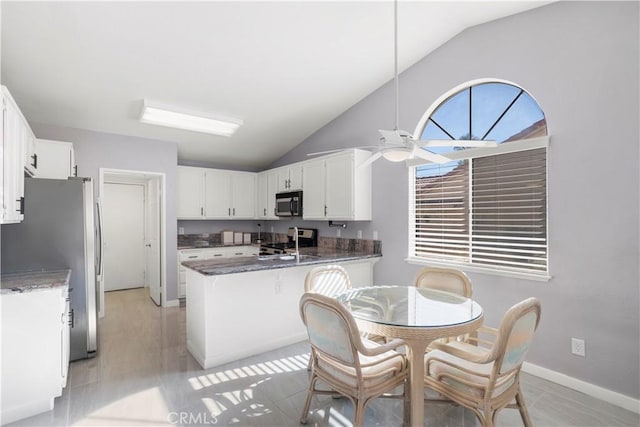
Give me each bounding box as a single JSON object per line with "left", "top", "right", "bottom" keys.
{"left": 515, "top": 389, "right": 533, "bottom": 427}
{"left": 306, "top": 355, "right": 313, "bottom": 371}
{"left": 300, "top": 375, "right": 317, "bottom": 424}
{"left": 472, "top": 408, "right": 493, "bottom": 427}
{"left": 353, "top": 399, "right": 366, "bottom": 427}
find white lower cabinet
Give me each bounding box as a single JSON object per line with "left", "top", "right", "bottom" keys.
{"left": 0, "top": 286, "right": 69, "bottom": 424}
{"left": 178, "top": 246, "right": 259, "bottom": 298}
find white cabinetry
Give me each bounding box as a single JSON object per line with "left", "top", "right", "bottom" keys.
{"left": 1, "top": 86, "right": 28, "bottom": 224}
{"left": 34, "top": 139, "right": 76, "bottom": 180}
{"left": 177, "top": 246, "right": 260, "bottom": 297}
{"left": 177, "top": 166, "right": 256, "bottom": 219}
{"left": 257, "top": 169, "right": 279, "bottom": 219}
{"left": 0, "top": 286, "right": 69, "bottom": 424}
{"left": 276, "top": 163, "right": 303, "bottom": 191}
{"left": 302, "top": 149, "right": 372, "bottom": 220}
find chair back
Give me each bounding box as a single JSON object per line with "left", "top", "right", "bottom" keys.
{"left": 304, "top": 265, "right": 352, "bottom": 296}
{"left": 413, "top": 267, "right": 472, "bottom": 298}
{"left": 493, "top": 297, "right": 541, "bottom": 375}
{"left": 300, "top": 292, "right": 360, "bottom": 366}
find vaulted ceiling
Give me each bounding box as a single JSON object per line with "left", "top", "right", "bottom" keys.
{"left": 1, "top": 1, "right": 550, "bottom": 170}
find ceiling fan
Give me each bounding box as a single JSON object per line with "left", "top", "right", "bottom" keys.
{"left": 307, "top": 0, "right": 497, "bottom": 168}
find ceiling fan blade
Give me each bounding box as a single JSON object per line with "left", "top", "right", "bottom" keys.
{"left": 412, "top": 148, "right": 451, "bottom": 164}
{"left": 378, "top": 129, "right": 404, "bottom": 145}
{"left": 418, "top": 139, "right": 498, "bottom": 148}
{"left": 307, "top": 146, "right": 379, "bottom": 157}
{"left": 357, "top": 152, "right": 382, "bottom": 169}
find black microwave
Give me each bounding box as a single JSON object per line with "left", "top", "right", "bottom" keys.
{"left": 275, "top": 191, "right": 303, "bottom": 217}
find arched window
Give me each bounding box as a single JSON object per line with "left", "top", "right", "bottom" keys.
{"left": 409, "top": 80, "right": 549, "bottom": 278}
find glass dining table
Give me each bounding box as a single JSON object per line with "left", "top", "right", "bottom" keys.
{"left": 337, "top": 285, "right": 484, "bottom": 427}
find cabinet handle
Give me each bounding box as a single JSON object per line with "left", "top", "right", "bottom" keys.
{"left": 16, "top": 197, "right": 24, "bottom": 214}
{"left": 264, "top": 208, "right": 266, "bottom": 216}
{"left": 73, "top": 165, "right": 78, "bottom": 177}
{"left": 213, "top": 254, "right": 223, "bottom": 257}
{"left": 31, "top": 153, "right": 38, "bottom": 169}
{"left": 188, "top": 256, "right": 197, "bottom": 259}
{"left": 235, "top": 252, "right": 243, "bottom": 256}
{"left": 201, "top": 207, "right": 204, "bottom": 216}
{"left": 228, "top": 207, "right": 231, "bottom": 216}
{"left": 324, "top": 205, "right": 327, "bottom": 216}
{"left": 233, "top": 208, "right": 235, "bottom": 216}
{"left": 69, "top": 309, "right": 75, "bottom": 327}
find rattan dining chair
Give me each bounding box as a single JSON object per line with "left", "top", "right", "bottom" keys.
{"left": 414, "top": 266, "right": 473, "bottom": 345}
{"left": 299, "top": 292, "right": 409, "bottom": 427}
{"left": 424, "top": 297, "right": 541, "bottom": 427}
{"left": 413, "top": 266, "right": 472, "bottom": 298}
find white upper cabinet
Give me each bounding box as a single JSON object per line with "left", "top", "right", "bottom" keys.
{"left": 177, "top": 166, "right": 256, "bottom": 220}
{"left": 1, "top": 86, "right": 27, "bottom": 224}
{"left": 302, "top": 149, "right": 372, "bottom": 221}
{"left": 204, "top": 169, "right": 232, "bottom": 218}
{"left": 34, "top": 139, "right": 76, "bottom": 180}
{"left": 177, "top": 166, "right": 205, "bottom": 218}
{"left": 276, "top": 163, "right": 303, "bottom": 192}
{"left": 23, "top": 126, "right": 37, "bottom": 177}
{"left": 230, "top": 171, "right": 256, "bottom": 218}
{"left": 257, "top": 169, "right": 279, "bottom": 219}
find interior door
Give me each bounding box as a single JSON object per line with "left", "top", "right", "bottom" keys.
{"left": 146, "top": 178, "right": 161, "bottom": 305}
{"left": 103, "top": 183, "right": 145, "bottom": 291}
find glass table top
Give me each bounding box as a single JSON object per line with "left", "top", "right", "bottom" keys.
{"left": 337, "top": 285, "right": 483, "bottom": 328}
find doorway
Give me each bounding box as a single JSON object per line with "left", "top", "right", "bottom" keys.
{"left": 99, "top": 169, "right": 166, "bottom": 315}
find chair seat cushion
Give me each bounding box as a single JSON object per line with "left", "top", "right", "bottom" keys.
{"left": 425, "top": 348, "right": 514, "bottom": 398}
{"left": 317, "top": 346, "right": 406, "bottom": 389}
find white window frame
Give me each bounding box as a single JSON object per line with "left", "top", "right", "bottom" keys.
{"left": 407, "top": 79, "right": 551, "bottom": 281}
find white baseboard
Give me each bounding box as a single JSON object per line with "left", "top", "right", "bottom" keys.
{"left": 522, "top": 362, "right": 640, "bottom": 414}
{"left": 164, "top": 299, "right": 179, "bottom": 307}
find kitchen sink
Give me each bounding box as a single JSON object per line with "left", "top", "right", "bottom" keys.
{"left": 256, "top": 254, "right": 321, "bottom": 262}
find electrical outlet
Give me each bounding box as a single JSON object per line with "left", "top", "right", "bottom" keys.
{"left": 571, "top": 338, "right": 586, "bottom": 357}
{"left": 178, "top": 227, "right": 185, "bottom": 235}
{"left": 336, "top": 229, "right": 341, "bottom": 237}
{"left": 373, "top": 230, "right": 379, "bottom": 240}
{"left": 357, "top": 230, "right": 363, "bottom": 239}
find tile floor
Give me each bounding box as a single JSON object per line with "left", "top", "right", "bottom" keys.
{"left": 8, "top": 288, "right": 639, "bottom": 427}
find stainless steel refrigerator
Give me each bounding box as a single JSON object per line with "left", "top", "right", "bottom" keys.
{"left": 1, "top": 177, "right": 100, "bottom": 361}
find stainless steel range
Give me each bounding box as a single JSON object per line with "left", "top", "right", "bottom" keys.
{"left": 260, "top": 227, "right": 318, "bottom": 255}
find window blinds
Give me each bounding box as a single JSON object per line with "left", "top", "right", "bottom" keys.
{"left": 413, "top": 147, "right": 547, "bottom": 274}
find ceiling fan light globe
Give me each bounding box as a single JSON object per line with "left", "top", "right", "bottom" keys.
{"left": 382, "top": 148, "right": 412, "bottom": 162}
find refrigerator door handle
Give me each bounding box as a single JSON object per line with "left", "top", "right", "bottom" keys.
{"left": 96, "top": 199, "right": 104, "bottom": 280}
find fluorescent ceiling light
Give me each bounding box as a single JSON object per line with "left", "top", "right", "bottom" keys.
{"left": 139, "top": 101, "right": 242, "bottom": 137}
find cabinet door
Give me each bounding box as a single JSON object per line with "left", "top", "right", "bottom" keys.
{"left": 325, "top": 154, "right": 354, "bottom": 219}
{"left": 231, "top": 172, "right": 256, "bottom": 218}
{"left": 302, "top": 159, "right": 326, "bottom": 219}
{"left": 34, "top": 139, "right": 74, "bottom": 180}
{"left": 288, "top": 164, "right": 304, "bottom": 190}
{"left": 276, "top": 167, "right": 290, "bottom": 192}
{"left": 257, "top": 171, "right": 268, "bottom": 219}
{"left": 2, "top": 92, "right": 25, "bottom": 224}
{"left": 204, "top": 170, "right": 232, "bottom": 218}
{"left": 265, "top": 170, "right": 279, "bottom": 219}
{"left": 24, "top": 127, "right": 37, "bottom": 176}
{"left": 177, "top": 167, "right": 204, "bottom": 218}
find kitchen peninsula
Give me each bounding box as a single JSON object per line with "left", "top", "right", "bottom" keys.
{"left": 182, "top": 246, "right": 381, "bottom": 369}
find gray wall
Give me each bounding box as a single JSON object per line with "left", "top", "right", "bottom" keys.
{"left": 30, "top": 123, "right": 180, "bottom": 302}
{"left": 272, "top": 2, "right": 640, "bottom": 399}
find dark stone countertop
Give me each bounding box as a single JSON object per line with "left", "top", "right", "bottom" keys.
{"left": 178, "top": 243, "right": 261, "bottom": 250}
{"left": 182, "top": 248, "right": 381, "bottom": 276}
{"left": 0, "top": 269, "right": 71, "bottom": 294}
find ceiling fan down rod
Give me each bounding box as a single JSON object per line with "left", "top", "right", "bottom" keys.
{"left": 394, "top": 0, "right": 399, "bottom": 132}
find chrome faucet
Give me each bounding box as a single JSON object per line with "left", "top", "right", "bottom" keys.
{"left": 293, "top": 226, "right": 300, "bottom": 262}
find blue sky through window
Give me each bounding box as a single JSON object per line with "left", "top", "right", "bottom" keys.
{"left": 416, "top": 82, "right": 545, "bottom": 178}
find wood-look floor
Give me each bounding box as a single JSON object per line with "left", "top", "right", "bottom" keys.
{"left": 8, "top": 288, "right": 639, "bottom": 427}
